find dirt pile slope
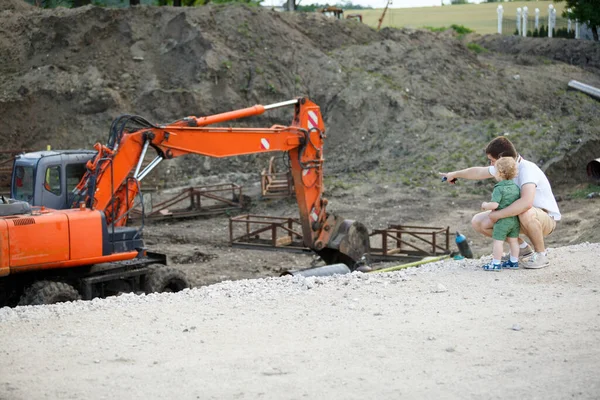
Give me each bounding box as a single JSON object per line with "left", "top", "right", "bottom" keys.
{"left": 1, "top": 4, "right": 599, "bottom": 188}
{"left": 0, "top": 0, "right": 34, "bottom": 12}
{"left": 475, "top": 35, "right": 600, "bottom": 74}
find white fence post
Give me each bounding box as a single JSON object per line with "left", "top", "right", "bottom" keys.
{"left": 517, "top": 7, "right": 522, "bottom": 36}
{"left": 548, "top": 4, "right": 554, "bottom": 37}
{"left": 535, "top": 8, "right": 540, "bottom": 29}
{"left": 567, "top": 8, "right": 572, "bottom": 32}
{"left": 575, "top": 20, "right": 580, "bottom": 39}
{"left": 497, "top": 5, "right": 503, "bottom": 34}
{"left": 522, "top": 6, "right": 528, "bottom": 37}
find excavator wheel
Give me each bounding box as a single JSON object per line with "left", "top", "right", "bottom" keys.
{"left": 144, "top": 265, "right": 190, "bottom": 294}
{"left": 18, "top": 281, "right": 82, "bottom": 306}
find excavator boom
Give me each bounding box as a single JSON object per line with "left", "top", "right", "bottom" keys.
{"left": 73, "top": 97, "right": 369, "bottom": 266}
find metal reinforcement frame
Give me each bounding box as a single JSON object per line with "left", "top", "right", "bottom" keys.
{"left": 130, "top": 183, "right": 245, "bottom": 222}
{"left": 229, "top": 214, "right": 310, "bottom": 254}
{"left": 368, "top": 224, "right": 450, "bottom": 261}
{"left": 229, "top": 215, "right": 450, "bottom": 262}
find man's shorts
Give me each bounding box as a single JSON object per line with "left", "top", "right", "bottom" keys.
{"left": 493, "top": 216, "right": 520, "bottom": 241}
{"left": 520, "top": 207, "right": 557, "bottom": 237}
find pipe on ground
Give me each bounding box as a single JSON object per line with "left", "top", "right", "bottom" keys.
{"left": 567, "top": 80, "right": 600, "bottom": 100}
{"left": 281, "top": 263, "right": 351, "bottom": 277}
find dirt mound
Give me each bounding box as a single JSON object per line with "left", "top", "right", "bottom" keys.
{"left": 475, "top": 35, "right": 600, "bottom": 73}
{"left": 0, "top": 0, "right": 34, "bottom": 12}
{"left": 0, "top": 4, "right": 599, "bottom": 188}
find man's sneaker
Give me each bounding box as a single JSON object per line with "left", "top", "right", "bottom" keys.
{"left": 523, "top": 252, "right": 549, "bottom": 269}
{"left": 501, "top": 260, "right": 519, "bottom": 269}
{"left": 501, "top": 245, "right": 534, "bottom": 262}
{"left": 482, "top": 262, "right": 502, "bottom": 272}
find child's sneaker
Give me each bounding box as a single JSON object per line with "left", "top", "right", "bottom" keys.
{"left": 482, "top": 262, "right": 502, "bottom": 272}
{"left": 501, "top": 260, "right": 519, "bottom": 269}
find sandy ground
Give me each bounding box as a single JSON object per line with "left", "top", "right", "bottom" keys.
{"left": 1, "top": 242, "right": 599, "bottom": 400}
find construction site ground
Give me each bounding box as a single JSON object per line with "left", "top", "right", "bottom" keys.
{"left": 1, "top": 1, "right": 600, "bottom": 398}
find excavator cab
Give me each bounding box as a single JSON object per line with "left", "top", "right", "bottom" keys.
{"left": 10, "top": 150, "right": 95, "bottom": 210}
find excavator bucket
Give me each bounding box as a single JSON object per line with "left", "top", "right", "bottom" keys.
{"left": 316, "top": 215, "right": 370, "bottom": 270}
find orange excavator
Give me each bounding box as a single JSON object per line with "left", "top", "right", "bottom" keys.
{"left": 0, "top": 97, "right": 370, "bottom": 306}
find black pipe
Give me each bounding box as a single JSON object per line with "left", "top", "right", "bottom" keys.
{"left": 587, "top": 158, "right": 600, "bottom": 180}
{"left": 281, "top": 263, "right": 351, "bottom": 277}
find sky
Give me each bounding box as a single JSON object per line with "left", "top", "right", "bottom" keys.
{"left": 261, "top": 0, "right": 446, "bottom": 9}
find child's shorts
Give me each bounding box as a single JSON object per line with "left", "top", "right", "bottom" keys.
{"left": 492, "top": 216, "right": 520, "bottom": 241}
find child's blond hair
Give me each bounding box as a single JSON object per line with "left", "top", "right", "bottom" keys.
{"left": 495, "top": 157, "right": 518, "bottom": 180}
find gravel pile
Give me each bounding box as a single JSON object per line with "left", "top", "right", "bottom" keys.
{"left": 4, "top": 242, "right": 598, "bottom": 323}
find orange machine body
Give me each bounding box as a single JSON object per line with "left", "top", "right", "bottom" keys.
{"left": 0, "top": 208, "right": 137, "bottom": 276}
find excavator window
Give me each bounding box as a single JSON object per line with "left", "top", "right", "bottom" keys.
{"left": 66, "top": 163, "right": 87, "bottom": 193}
{"left": 44, "top": 165, "right": 61, "bottom": 196}
{"left": 13, "top": 166, "right": 34, "bottom": 202}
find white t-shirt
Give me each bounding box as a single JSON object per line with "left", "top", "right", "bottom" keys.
{"left": 489, "top": 156, "right": 561, "bottom": 221}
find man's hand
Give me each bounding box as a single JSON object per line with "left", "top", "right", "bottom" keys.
{"left": 439, "top": 172, "right": 458, "bottom": 184}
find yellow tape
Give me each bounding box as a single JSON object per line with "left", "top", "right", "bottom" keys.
{"left": 370, "top": 254, "right": 451, "bottom": 273}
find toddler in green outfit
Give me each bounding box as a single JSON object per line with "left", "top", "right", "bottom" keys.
{"left": 480, "top": 157, "right": 521, "bottom": 271}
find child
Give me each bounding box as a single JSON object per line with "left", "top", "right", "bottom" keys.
{"left": 480, "top": 157, "right": 521, "bottom": 271}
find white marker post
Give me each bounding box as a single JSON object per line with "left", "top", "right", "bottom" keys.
{"left": 522, "top": 6, "right": 528, "bottom": 37}
{"left": 535, "top": 8, "right": 540, "bottom": 30}
{"left": 497, "top": 5, "right": 503, "bottom": 34}
{"left": 567, "top": 8, "right": 572, "bottom": 33}
{"left": 575, "top": 19, "right": 580, "bottom": 39}
{"left": 517, "top": 7, "right": 522, "bottom": 36}
{"left": 548, "top": 4, "right": 554, "bottom": 37}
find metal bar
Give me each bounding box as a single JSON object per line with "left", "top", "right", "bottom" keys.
{"left": 82, "top": 266, "right": 150, "bottom": 285}
{"left": 231, "top": 215, "right": 301, "bottom": 223}
{"left": 137, "top": 155, "right": 163, "bottom": 181}
{"left": 263, "top": 99, "right": 299, "bottom": 110}
{"left": 134, "top": 140, "right": 150, "bottom": 179}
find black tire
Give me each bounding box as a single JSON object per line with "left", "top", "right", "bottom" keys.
{"left": 144, "top": 266, "right": 190, "bottom": 294}
{"left": 18, "top": 281, "right": 81, "bottom": 306}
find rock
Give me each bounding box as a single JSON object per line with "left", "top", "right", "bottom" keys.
{"left": 433, "top": 283, "right": 447, "bottom": 293}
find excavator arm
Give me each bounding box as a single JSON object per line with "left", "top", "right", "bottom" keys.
{"left": 74, "top": 98, "right": 369, "bottom": 268}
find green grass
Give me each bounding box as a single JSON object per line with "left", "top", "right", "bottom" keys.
{"left": 352, "top": 1, "right": 565, "bottom": 35}
{"left": 466, "top": 42, "right": 487, "bottom": 53}
{"left": 423, "top": 24, "right": 473, "bottom": 34}
{"left": 571, "top": 184, "right": 600, "bottom": 199}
